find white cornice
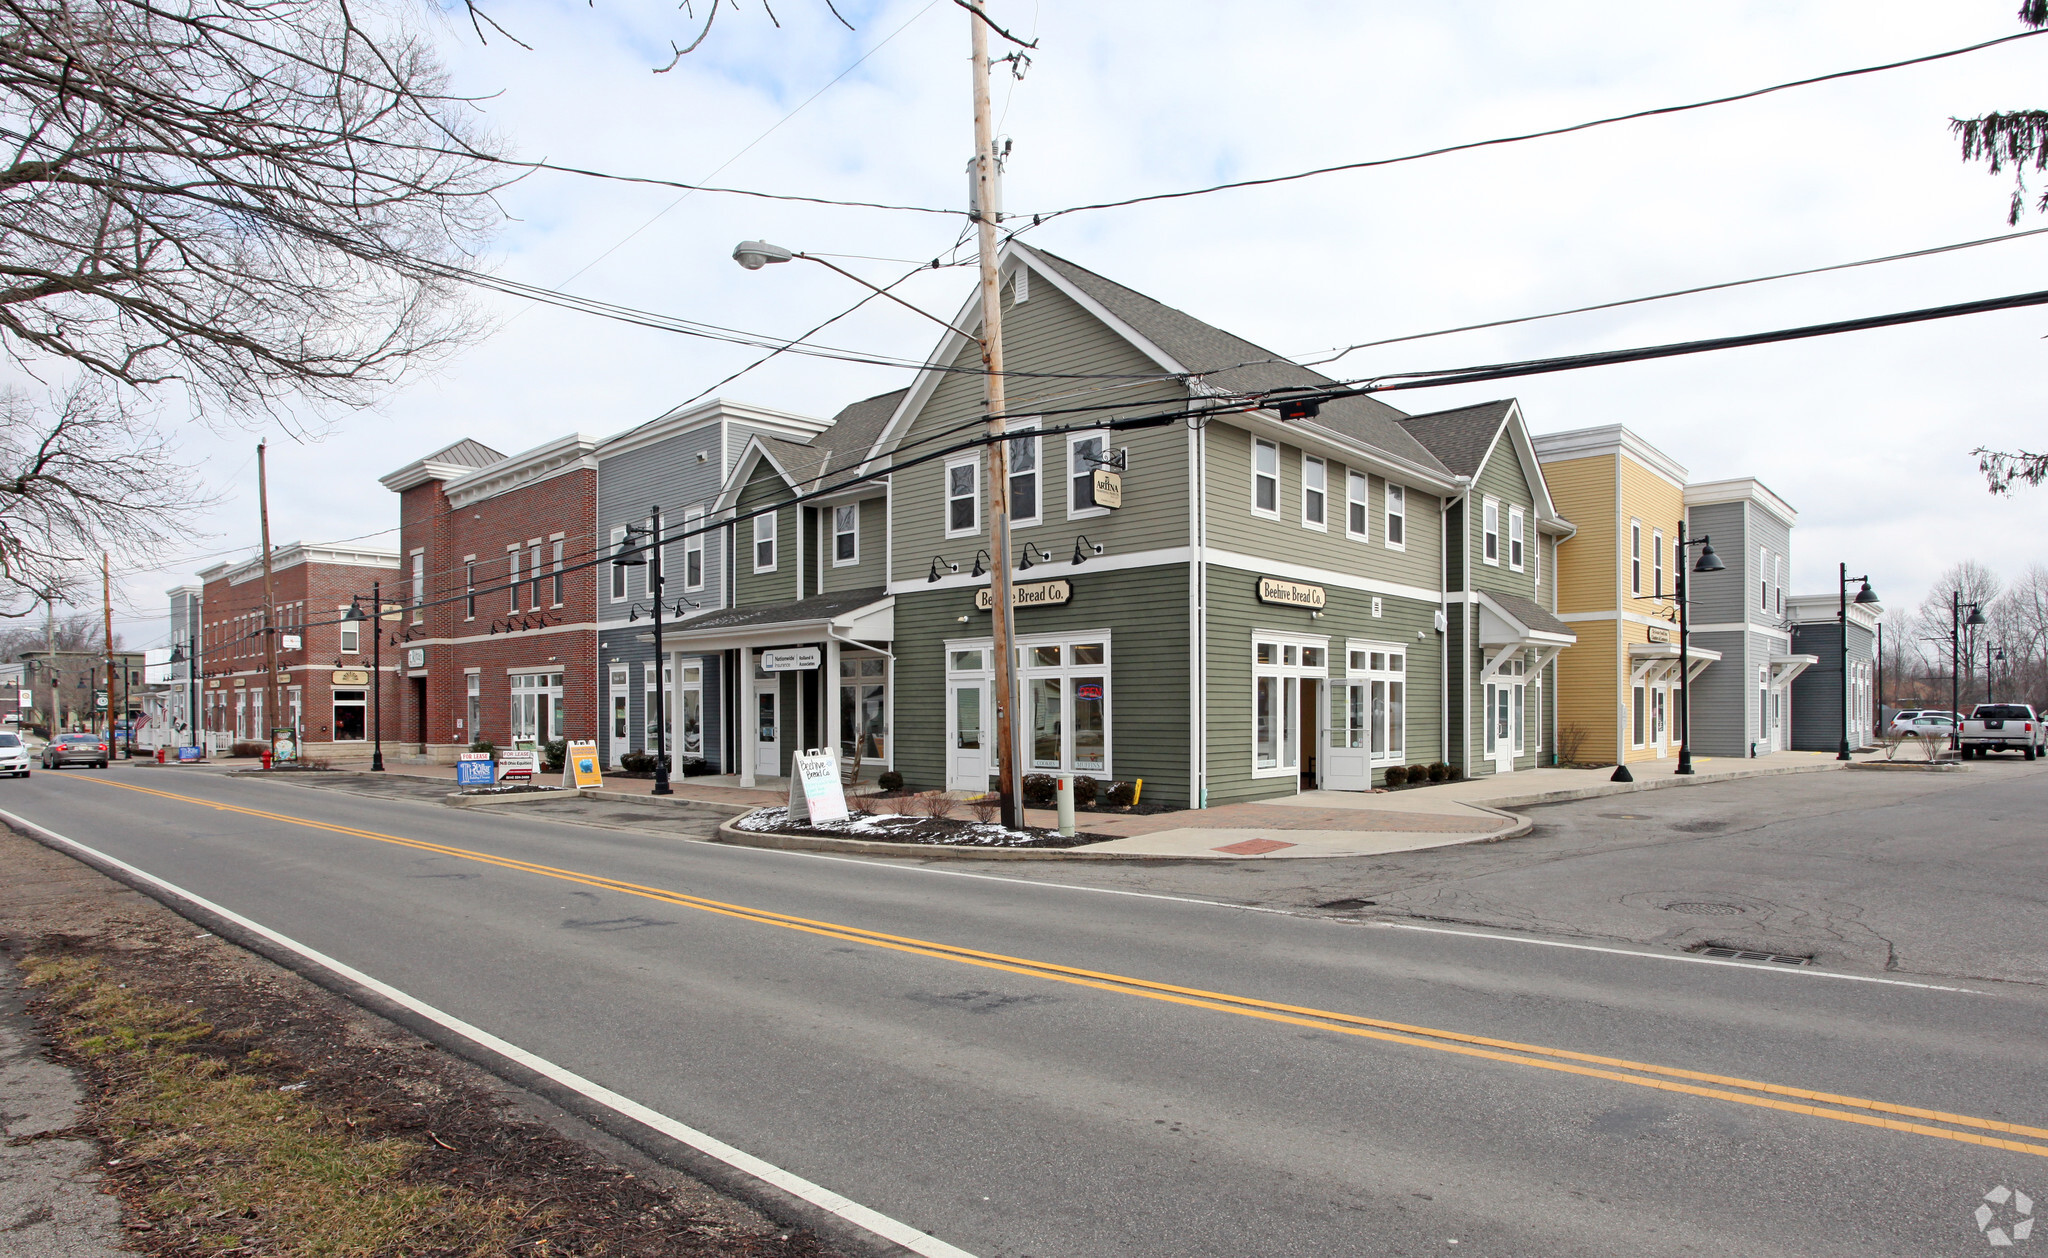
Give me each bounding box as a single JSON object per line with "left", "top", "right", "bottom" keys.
{"left": 1684, "top": 477, "right": 1798, "bottom": 526}
{"left": 596, "top": 398, "right": 827, "bottom": 464}
{"left": 201, "top": 542, "right": 400, "bottom": 587}
{"left": 445, "top": 435, "right": 601, "bottom": 508}
{"left": 1531, "top": 424, "right": 1689, "bottom": 489}
{"left": 380, "top": 460, "right": 483, "bottom": 494}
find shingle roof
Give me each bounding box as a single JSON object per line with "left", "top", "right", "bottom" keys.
{"left": 667, "top": 587, "right": 887, "bottom": 634}
{"left": 1395, "top": 401, "right": 1514, "bottom": 478}
{"left": 751, "top": 388, "right": 906, "bottom": 494}
{"left": 1022, "top": 247, "right": 1453, "bottom": 478}
{"left": 1486, "top": 589, "right": 1572, "bottom": 639}
{"left": 420, "top": 438, "right": 504, "bottom": 470}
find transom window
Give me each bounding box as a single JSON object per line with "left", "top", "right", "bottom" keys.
{"left": 1253, "top": 633, "right": 1329, "bottom": 775}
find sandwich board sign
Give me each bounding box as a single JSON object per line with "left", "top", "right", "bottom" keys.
{"left": 456, "top": 752, "right": 495, "bottom": 789}
{"left": 562, "top": 741, "right": 603, "bottom": 789}
{"left": 788, "top": 748, "right": 849, "bottom": 824}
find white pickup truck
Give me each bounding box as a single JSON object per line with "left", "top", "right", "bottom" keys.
{"left": 1958, "top": 703, "right": 2045, "bottom": 760}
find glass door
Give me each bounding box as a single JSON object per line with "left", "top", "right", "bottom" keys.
{"left": 754, "top": 688, "right": 780, "bottom": 778}
{"left": 608, "top": 667, "right": 629, "bottom": 766}
{"left": 947, "top": 679, "right": 988, "bottom": 792}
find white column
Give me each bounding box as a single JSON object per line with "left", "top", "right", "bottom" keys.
{"left": 737, "top": 648, "right": 755, "bottom": 788}
{"left": 825, "top": 636, "right": 841, "bottom": 764}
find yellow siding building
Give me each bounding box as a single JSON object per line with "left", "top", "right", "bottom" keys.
{"left": 1533, "top": 427, "right": 1711, "bottom": 768}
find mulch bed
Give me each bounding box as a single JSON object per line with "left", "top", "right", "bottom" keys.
{"left": 737, "top": 806, "right": 1112, "bottom": 849}
{"left": 1, "top": 830, "right": 837, "bottom": 1258}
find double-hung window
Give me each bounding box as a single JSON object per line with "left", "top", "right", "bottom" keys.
{"left": 1252, "top": 439, "right": 1280, "bottom": 517}
{"left": 1652, "top": 530, "right": 1665, "bottom": 598}
{"left": 1385, "top": 484, "right": 1405, "bottom": 548}
{"left": 1759, "top": 548, "right": 1769, "bottom": 612}
{"left": 508, "top": 545, "right": 522, "bottom": 612}
{"left": 945, "top": 458, "right": 979, "bottom": 538}
{"left": 551, "top": 539, "right": 565, "bottom": 606}
{"left": 1301, "top": 455, "right": 1327, "bottom": 530}
{"left": 463, "top": 560, "right": 476, "bottom": 620}
{"left": 1482, "top": 498, "right": 1500, "bottom": 565}
{"left": 1069, "top": 433, "right": 1111, "bottom": 516}
{"left": 528, "top": 542, "right": 543, "bottom": 610}
{"left": 1346, "top": 471, "right": 1370, "bottom": 541}
{"left": 1007, "top": 423, "right": 1040, "bottom": 526}
{"left": 833, "top": 504, "right": 859, "bottom": 565}
{"left": 608, "top": 528, "right": 627, "bottom": 601}
{"left": 410, "top": 551, "right": 425, "bottom": 622}
{"left": 339, "top": 622, "right": 359, "bottom": 654}
{"left": 1630, "top": 520, "right": 1643, "bottom": 597}
{"left": 1508, "top": 506, "right": 1525, "bottom": 571}
{"left": 1775, "top": 555, "right": 1784, "bottom": 613}
{"left": 683, "top": 508, "right": 705, "bottom": 590}
{"left": 753, "top": 511, "right": 777, "bottom": 573}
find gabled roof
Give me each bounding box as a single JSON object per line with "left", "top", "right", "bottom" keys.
{"left": 717, "top": 388, "right": 907, "bottom": 512}
{"left": 1478, "top": 589, "right": 1575, "bottom": 642}
{"left": 1396, "top": 401, "right": 1515, "bottom": 478}
{"left": 1024, "top": 249, "right": 1452, "bottom": 477}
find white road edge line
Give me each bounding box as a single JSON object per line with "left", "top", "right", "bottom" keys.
{"left": 0, "top": 809, "right": 980, "bottom": 1258}
{"left": 1373, "top": 921, "right": 1983, "bottom": 993}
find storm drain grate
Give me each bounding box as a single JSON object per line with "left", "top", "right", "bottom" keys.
{"left": 1317, "top": 898, "right": 1378, "bottom": 911}
{"left": 1690, "top": 945, "right": 1814, "bottom": 966}
{"left": 1662, "top": 901, "right": 1745, "bottom": 915}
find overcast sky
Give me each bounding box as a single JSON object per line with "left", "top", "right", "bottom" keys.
{"left": 89, "top": 0, "right": 2048, "bottom": 647}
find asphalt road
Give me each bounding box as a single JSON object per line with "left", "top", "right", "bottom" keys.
{"left": 3, "top": 763, "right": 2045, "bottom": 1257}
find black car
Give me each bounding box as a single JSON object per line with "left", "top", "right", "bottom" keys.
{"left": 41, "top": 733, "right": 110, "bottom": 769}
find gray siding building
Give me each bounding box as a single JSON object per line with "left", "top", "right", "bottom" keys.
{"left": 1788, "top": 592, "right": 1881, "bottom": 751}
{"left": 1681, "top": 479, "right": 1810, "bottom": 757}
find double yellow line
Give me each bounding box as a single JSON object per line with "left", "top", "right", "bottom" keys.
{"left": 82, "top": 775, "right": 2048, "bottom": 1160}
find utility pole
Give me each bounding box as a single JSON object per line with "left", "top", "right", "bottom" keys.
{"left": 971, "top": 4, "right": 1025, "bottom": 828}
{"left": 257, "top": 441, "right": 281, "bottom": 760}
{"left": 101, "top": 554, "right": 115, "bottom": 739}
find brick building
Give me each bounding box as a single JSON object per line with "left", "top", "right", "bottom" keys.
{"left": 380, "top": 436, "right": 603, "bottom": 762}
{"left": 195, "top": 542, "right": 402, "bottom": 761}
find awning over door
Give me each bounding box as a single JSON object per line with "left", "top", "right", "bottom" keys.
{"left": 1473, "top": 589, "right": 1576, "bottom": 682}
{"left": 1769, "top": 653, "right": 1818, "bottom": 687}
{"left": 1628, "top": 640, "right": 1721, "bottom": 687}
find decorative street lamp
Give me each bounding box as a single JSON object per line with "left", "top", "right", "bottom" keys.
{"left": 1673, "top": 523, "right": 1725, "bottom": 777}
{"left": 1950, "top": 593, "right": 1987, "bottom": 752}
{"left": 1836, "top": 565, "right": 1880, "bottom": 761}
{"left": 615, "top": 509, "right": 674, "bottom": 796}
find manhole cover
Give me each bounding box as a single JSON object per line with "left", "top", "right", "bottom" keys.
{"left": 1663, "top": 901, "right": 1745, "bottom": 915}
{"left": 1317, "top": 898, "right": 1377, "bottom": 911}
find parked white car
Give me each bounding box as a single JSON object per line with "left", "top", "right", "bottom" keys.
{"left": 1888, "top": 710, "right": 1958, "bottom": 737}
{"left": 0, "top": 730, "right": 30, "bottom": 777}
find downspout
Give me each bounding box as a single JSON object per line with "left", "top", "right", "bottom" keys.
{"left": 1441, "top": 481, "right": 1467, "bottom": 774}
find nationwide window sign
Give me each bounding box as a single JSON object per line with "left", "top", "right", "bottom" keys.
{"left": 975, "top": 579, "right": 1073, "bottom": 612}
{"left": 1256, "top": 577, "right": 1327, "bottom": 609}
{"left": 761, "top": 648, "right": 822, "bottom": 672}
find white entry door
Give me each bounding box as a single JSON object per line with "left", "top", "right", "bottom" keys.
{"left": 1485, "top": 683, "right": 1514, "bottom": 774}
{"left": 1652, "top": 685, "right": 1669, "bottom": 759}
{"left": 1324, "top": 682, "right": 1371, "bottom": 790}
{"left": 607, "top": 667, "right": 630, "bottom": 766}
{"left": 754, "top": 688, "right": 781, "bottom": 778}
{"left": 946, "top": 679, "right": 989, "bottom": 792}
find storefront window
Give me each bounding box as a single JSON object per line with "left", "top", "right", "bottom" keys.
{"left": 1253, "top": 634, "right": 1328, "bottom": 776}
{"left": 646, "top": 663, "right": 672, "bottom": 752}
{"left": 840, "top": 653, "right": 887, "bottom": 761}
{"left": 1030, "top": 677, "right": 1062, "bottom": 769}
{"left": 332, "top": 689, "right": 366, "bottom": 741}
{"left": 1348, "top": 647, "right": 1405, "bottom": 761}
{"left": 510, "top": 672, "right": 564, "bottom": 745}
{"left": 680, "top": 664, "right": 703, "bottom": 757}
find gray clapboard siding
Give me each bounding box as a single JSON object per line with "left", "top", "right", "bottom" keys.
{"left": 597, "top": 419, "right": 732, "bottom": 621}
{"left": 1681, "top": 501, "right": 1749, "bottom": 625}
{"left": 888, "top": 277, "right": 1192, "bottom": 587}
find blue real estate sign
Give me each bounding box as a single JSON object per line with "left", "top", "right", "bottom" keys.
{"left": 455, "top": 754, "right": 496, "bottom": 788}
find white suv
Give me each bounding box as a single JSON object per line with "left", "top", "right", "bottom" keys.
{"left": 0, "top": 731, "right": 30, "bottom": 777}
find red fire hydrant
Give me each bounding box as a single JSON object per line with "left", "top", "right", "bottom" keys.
{"left": 156, "top": 747, "right": 166, "bottom": 764}
{"left": 260, "top": 749, "right": 273, "bottom": 770}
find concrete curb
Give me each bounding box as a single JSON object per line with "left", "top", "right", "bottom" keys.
{"left": 710, "top": 808, "right": 1530, "bottom": 860}
{"left": 1474, "top": 759, "right": 1850, "bottom": 811}
{"left": 575, "top": 790, "right": 753, "bottom": 817}
{"left": 441, "top": 787, "right": 601, "bottom": 809}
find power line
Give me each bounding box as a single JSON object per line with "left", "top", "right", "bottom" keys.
{"left": 1020, "top": 27, "right": 2048, "bottom": 223}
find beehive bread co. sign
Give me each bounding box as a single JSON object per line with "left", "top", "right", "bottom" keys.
{"left": 975, "top": 579, "right": 1072, "bottom": 612}
{"left": 1256, "top": 577, "right": 1327, "bottom": 609}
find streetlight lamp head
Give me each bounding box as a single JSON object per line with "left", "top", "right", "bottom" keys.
{"left": 341, "top": 598, "right": 366, "bottom": 623}
{"left": 1966, "top": 605, "right": 1988, "bottom": 627}
{"left": 732, "top": 240, "right": 795, "bottom": 270}
{"left": 1854, "top": 581, "right": 1880, "bottom": 605}
{"left": 1693, "top": 543, "right": 1725, "bottom": 573}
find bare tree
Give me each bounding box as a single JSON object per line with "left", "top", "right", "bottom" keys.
{"left": 1915, "top": 560, "right": 2004, "bottom": 704}
{"left": 0, "top": 608, "right": 113, "bottom": 656}
{"left": 0, "top": 380, "right": 197, "bottom": 615}
{"left": 0, "top": 0, "right": 508, "bottom": 425}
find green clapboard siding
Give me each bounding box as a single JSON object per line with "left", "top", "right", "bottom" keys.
{"left": 819, "top": 495, "right": 888, "bottom": 594}
{"left": 734, "top": 458, "right": 799, "bottom": 608}
{"left": 1203, "top": 567, "right": 1443, "bottom": 806}
{"left": 892, "top": 562, "right": 1192, "bottom": 806}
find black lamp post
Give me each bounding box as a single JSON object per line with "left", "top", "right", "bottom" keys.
{"left": 615, "top": 511, "right": 672, "bottom": 796}
{"left": 1950, "top": 592, "right": 1986, "bottom": 751}
{"left": 1673, "top": 523, "right": 1725, "bottom": 777}
{"left": 343, "top": 591, "right": 382, "bottom": 771}
{"left": 1837, "top": 565, "right": 1880, "bottom": 760}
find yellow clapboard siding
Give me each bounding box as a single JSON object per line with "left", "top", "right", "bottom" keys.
{"left": 1554, "top": 616, "right": 1619, "bottom": 764}
{"left": 1543, "top": 454, "right": 1617, "bottom": 616}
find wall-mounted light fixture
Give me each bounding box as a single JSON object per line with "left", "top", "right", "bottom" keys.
{"left": 928, "top": 555, "right": 959, "bottom": 583}
{"left": 1071, "top": 535, "right": 1103, "bottom": 565}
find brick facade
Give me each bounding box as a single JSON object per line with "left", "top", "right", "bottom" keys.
{"left": 195, "top": 544, "right": 402, "bottom": 763}
{"left": 383, "top": 437, "right": 601, "bottom": 763}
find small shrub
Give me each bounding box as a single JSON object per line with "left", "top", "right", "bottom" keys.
{"left": 1072, "top": 775, "right": 1100, "bottom": 806}
{"left": 877, "top": 769, "right": 904, "bottom": 792}
{"left": 469, "top": 738, "right": 496, "bottom": 757}
{"left": 1426, "top": 762, "right": 1447, "bottom": 783}
{"left": 541, "top": 738, "right": 567, "bottom": 772}
{"left": 681, "top": 756, "right": 714, "bottom": 776}
{"left": 1441, "top": 761, "right": 1463, "bottom": 781}
{"left": 968, "top": 794, "right": 999, "bottom": 825}
{"left": 619, "top": 750, "right": 653, "bottom": 774}
{"left": 1406, "top": 764, "right": 1427, "bottom": 784}
{"left": 1022, "top": 773, "right": 1058, "bottom": 807}
{"left": 1383, "top": 765, "right": 1408, "bottom": 788}
{"left": 230, "top": 740, "right": 266, "bottom": 758}
{"left": 1105, "top": 780, "right": 1137, "bottom": 808}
